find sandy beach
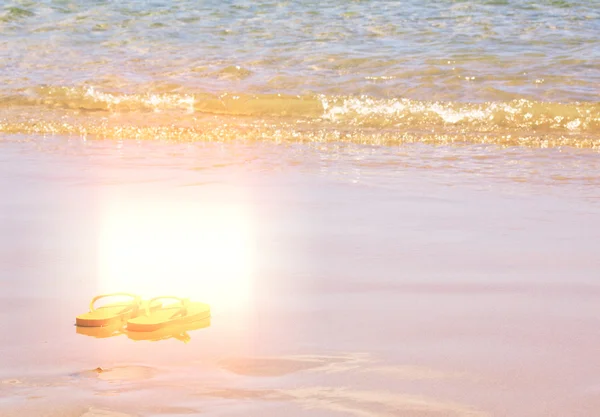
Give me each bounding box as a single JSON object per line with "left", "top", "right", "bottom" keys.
{"left": 1, "top": 136, "right": 600, "bottom": 416}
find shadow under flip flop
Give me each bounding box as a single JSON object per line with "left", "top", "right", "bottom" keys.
{"left": 126, "top": 317, "right": 211, "bottom": 343}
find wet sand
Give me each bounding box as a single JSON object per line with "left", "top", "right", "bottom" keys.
{"left": 1, "top": 137, "right": 600, "bottom": 416}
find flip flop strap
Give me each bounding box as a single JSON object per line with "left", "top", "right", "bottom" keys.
{"left": 145, "top": 296, "right": 189, "bottom": 317}
{"left": 89, "top": 292, "right": 141, "bottom": 313}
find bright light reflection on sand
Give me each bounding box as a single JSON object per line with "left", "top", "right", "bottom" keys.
{"left": 97, "top": 198, "right": 255, "bottom": 313}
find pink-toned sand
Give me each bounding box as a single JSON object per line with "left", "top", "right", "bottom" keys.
{"left": 1, "top": 137, "right": 600, "bottom": 417}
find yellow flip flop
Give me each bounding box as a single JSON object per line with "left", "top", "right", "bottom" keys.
{"left": 126, "top": 296, "right": 210, "bottom": 332}
{"left": 75, "top": 293, "right": 161, "bottom": 327}
{"left": 76, "top": 320, "right": 125, "bottom": 338}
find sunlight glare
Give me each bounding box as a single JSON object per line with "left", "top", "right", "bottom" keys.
{"left": 97, "top": 198, "right": 255, "bottom": 313}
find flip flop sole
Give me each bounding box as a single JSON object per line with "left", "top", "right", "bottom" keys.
{"left": 126, "top": 317, "right": 211, "bottom": 341}
{"left": 76, "top": 320, "right": 125, "bottom": 337}
{"left": 76, "top": 305, "right": 137, "bottom": 327}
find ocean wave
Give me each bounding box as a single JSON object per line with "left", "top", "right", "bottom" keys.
{"left": 320, "top": 96, "right": 600, "bottom": 133}
{"left": 1, "top": 86, "right": 598, "bottom": 135}
{"left": 1, "top": 86, "right": 599, "bottom": 148}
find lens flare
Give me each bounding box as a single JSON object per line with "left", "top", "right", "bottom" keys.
{"left": 97, "top": 197, "right": 255, "bottom": 314}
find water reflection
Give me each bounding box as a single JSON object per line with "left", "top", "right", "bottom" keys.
{"left": 76, "top": 318, "right": 211, "bottom": 343}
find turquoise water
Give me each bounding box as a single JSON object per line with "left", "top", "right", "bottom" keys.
{"left": 0, "top": 0, "right": 599, "bottom": 146}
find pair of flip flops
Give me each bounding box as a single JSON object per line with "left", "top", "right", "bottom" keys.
{"left": 75, "top": 293, "right": 210, "bottom": 332}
